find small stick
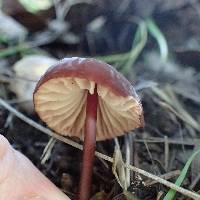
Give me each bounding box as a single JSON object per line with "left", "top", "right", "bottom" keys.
{"left": 134, "top": 137, "right": 200, "bottom": 146}
{"left": 164, "top": 136, "right": 169, "bottom": 170}
{"left": 145, "top": 170, "right": 180, "bottom": 186}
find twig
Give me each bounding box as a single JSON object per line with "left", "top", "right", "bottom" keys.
{"left": 156, "top": 191, "right": 164, "bottom": 200}
{"left": 134, "top": 137, "right": 200, "bottom": 146}
{"left": 145, "top": 170, "right": 180, "bottom": 186}
{"left": 164, "top": 136, "right": 169, "bottom": 170}
{"left": 0, "top": 97, "right": 200, "bottom": 199}
{"left": 125, "top": 134, "right": 132, "bottom": 187}
{"left": 41, "top": 137, "right": 56, "bottom": 164}
{"left": 143, "top": 138, "right": 155, "bottom": 166}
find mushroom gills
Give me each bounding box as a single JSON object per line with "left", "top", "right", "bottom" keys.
{"left": 34, "top": 77, "right": 142, "bottom": 140}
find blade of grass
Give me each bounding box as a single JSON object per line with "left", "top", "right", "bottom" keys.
{"left": 146, "top": 18, "right": 168, "bottom": 61}
{"left": 0, "top": 36, "right": 55, "bottom": 58}
{"left": 0, "top": 43, "right": 30, "bottom": 58}
{"left": 40, "top": 137, "right": 56, "bottom": 164}
{"left": 97, "top": 20, "right": 147, "bottom": 73}
{"left": 163, "top": 147, "right": 200, "bottom": 200}
{"left": 96, "top": 51, "right": 131, "bottom": 64}
{"left": 121, "top": 21, "right": 147, "bottom": 75}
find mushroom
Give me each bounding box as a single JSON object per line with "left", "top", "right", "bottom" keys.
{"left": 33, "top": 57, "right": 143, "bottom": 200}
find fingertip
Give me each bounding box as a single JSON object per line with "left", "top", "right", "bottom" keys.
{"left": 0, "top": 134, "right": 10, "bottom": 159}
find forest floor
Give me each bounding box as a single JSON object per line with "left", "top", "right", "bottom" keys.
{"left": 0, "top": 0, "right": 200, "bottom": 199}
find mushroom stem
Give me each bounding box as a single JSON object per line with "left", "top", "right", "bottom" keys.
{"left": 78, "top": 85, "right": 98, "bottom": 200}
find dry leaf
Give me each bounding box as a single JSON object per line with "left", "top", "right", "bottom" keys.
{"left": 90, "top": 191, "right": 107, "bottom": 200}
{"left": 112, "top": 146, "right": 127, "bottom": 190}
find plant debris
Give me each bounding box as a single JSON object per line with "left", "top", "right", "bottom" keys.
{"left": 0, "top": 0, "right": 200, "bottom": 199}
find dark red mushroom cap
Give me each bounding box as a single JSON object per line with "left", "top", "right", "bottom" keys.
{"left": 33, "top": 57, "right": 143, "bottom": 141}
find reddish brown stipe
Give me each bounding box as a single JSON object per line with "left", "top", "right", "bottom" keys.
{"left": 78, "top": 85, "right": 98, "bottom": 200}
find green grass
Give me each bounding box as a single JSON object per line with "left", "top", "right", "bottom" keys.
{"left": 146, "top": 18, "right": 168, "bottom": 61}
{"left": 97, "top": 20, "right": 147, "bottom": 75}
{"left": 163, "top": 147, "right": 200, "bottom": 200}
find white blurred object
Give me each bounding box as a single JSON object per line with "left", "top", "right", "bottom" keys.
{"left": 18, "top": 0, "right": 53, "bottom": 13}
{"left": 10, "top": 55, "right": 58, "bottom": 113}
{"left": 0, "top": 11, "right": 27, "bottom": 42}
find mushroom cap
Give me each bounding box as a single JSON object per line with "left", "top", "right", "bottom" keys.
{"left": 33, "top": 57, "right": 143, "bottom": 141}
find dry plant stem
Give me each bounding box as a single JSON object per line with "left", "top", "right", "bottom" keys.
{"left": 78, "top": 86, "right": 98, "bottom": 200}
{"left": 0, "top": 98, "right": 200, "bottom": 199}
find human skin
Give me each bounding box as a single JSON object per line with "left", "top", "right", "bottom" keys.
{"left": 0, "top": 134, "right": 70, "bottom": 200}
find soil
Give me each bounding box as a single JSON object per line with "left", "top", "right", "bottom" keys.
{"left": 1, "top": 0, "right": 200, "bottom": 199}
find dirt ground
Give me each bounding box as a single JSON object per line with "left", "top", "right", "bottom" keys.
{"left": 0, "top": 0, "right": 200, "bottom": 199}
